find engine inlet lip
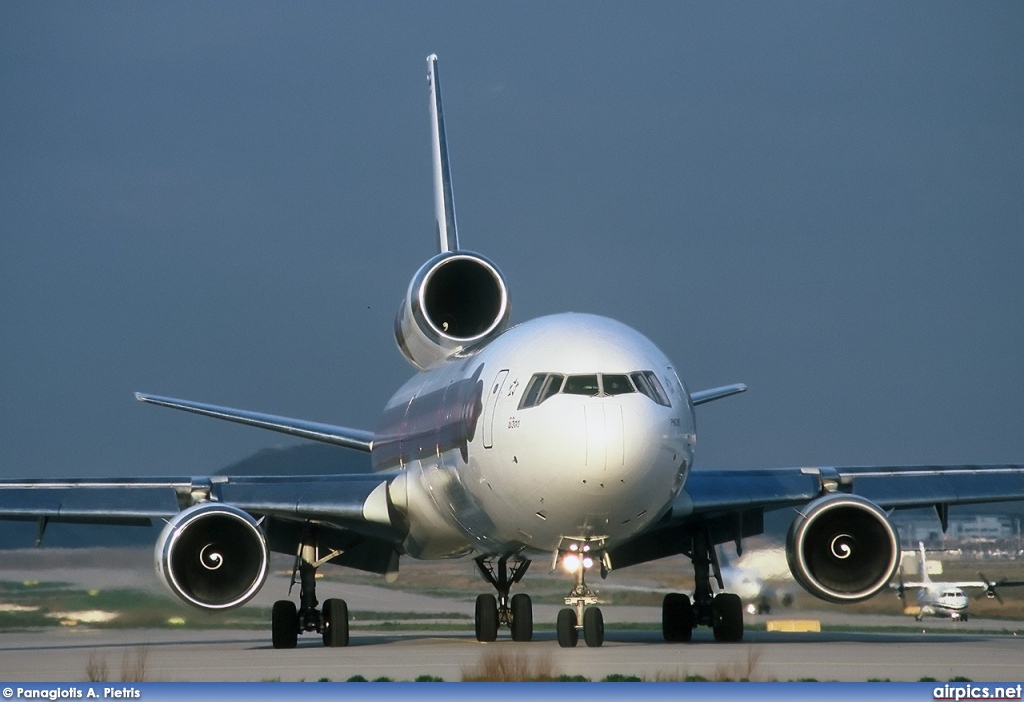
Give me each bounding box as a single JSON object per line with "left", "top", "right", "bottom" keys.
{"left": 160, "top": 504, "right": 269, "bottom": 610}
{"left": 790, "top": 494, "right": 900, "bottom": 603}
{"left": 415, "top": 251, "right": 509, "bottom": 343}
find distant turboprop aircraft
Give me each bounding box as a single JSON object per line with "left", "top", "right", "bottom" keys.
{"left": 895, "top": 542, "right": 1024, "bottom": 621}
{"left": 4, "top": 55, "right": 1024, "bottom": 651}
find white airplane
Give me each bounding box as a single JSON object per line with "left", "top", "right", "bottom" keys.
{"left": 717, "top": 547, "right": 794, "bottom": 615}
{"left": 4, "top": 55, "right": 1024, "bottom": 651}
{"left": 896, "top": 542, "right": 1024, "bottom": 622}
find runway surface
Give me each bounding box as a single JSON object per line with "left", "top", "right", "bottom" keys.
{"left": 4, "top": 549, "right": 1024, "bottom": 682}
{"left": 2, "top": 626, "right": 1024, "bottom": 683}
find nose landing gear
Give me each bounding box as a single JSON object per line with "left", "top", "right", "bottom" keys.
{"left": 555, "top": 541, "right": 607, "bottom": 647}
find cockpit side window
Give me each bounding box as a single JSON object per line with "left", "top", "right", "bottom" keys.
{"left": 631, "top": 371, "right": 671, "bottom": 407}
{"left": 563, "top": 374, "right": 600, "bottom": 396}
{"left": 519, "top": 374, "right": 545, "bottom": 409}
{"left": 518, "top": 373, "right": 566, "bottom": 409}
{"left": 539, "top": 374, "right": 564, "bottom": 403}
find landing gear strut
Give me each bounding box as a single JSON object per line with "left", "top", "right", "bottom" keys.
{"left": 272, "top": 528, "right": 348, "bottom": 649}
{"left": 474, "top": 556, "right": 532, "bottom": 642}
{"left": 556, "top": 542, "right": 606, "bottom": 648}
{"left": 661, "top": 527, "right": 744, "bottom": 643}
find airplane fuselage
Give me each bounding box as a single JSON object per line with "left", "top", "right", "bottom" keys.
{"left": 918, "top": 586, "right": 969, "bottom": 619}
{"left": 373, "top": 313, "right": 696, "bottom": 560}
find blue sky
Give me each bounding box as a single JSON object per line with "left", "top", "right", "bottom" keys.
{"left": 2, "top": 2, "right": 1023, "bottom": 480}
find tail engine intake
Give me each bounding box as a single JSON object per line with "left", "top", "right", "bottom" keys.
{"left": 155, "top": 503, "right": 269, "bottom": 610}
{"left": 786, "top": 493, "right": 900, "bottom": 603}
{"left": 395, "top": 251, "right": 509, "bottom": 369}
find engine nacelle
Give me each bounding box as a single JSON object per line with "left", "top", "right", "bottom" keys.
{"left": 786, "top": 493, "right": 900, "bottom": 603}
{"left": 395, "top": 251, "right": 509, "bottom": 370}
{"left": 155, "top": 502, "right": 269, "bottom": 610}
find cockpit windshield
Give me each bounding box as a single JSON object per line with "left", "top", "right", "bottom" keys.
{"left": 563, "top": 375, "right": 599, "bottom": 396}
{"left": 518, "top": 371, "right": 671, "bottom": 409}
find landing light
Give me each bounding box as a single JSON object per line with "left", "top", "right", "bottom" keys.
{"left": 560, "top": 553, "right": 594, "bottom": 572}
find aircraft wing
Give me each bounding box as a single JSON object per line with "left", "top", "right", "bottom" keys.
{"left": 0, "top": 473, "right": 403, "bottom": 547}
{"left": 0, "top": 476, "right": 188, "bottom": 527}
{"left": 610, "top": 463, "right": 1024, "bottom": 569}
{"left": 678, "top": 464, "right": 1024, "bottom": 516}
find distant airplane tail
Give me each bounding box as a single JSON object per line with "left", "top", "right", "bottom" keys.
{"left": 917, "top": 541, "right": 932, "bottom": 585}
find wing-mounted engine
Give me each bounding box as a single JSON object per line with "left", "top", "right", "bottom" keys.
{"left": 394, "top": 251, "right": 510, "bottom": 369}
{"left": 786, "top": 493, "right": 900, "bottom": 603}
{"left": 155, "top": 502, "right": 269, "bottom": 610}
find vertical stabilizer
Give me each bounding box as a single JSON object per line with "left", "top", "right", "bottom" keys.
{"left": 427, "top": 54, "right": 459, "bottom": 253}
{"left": 918, "top": 541, "right": 932, "bottom": 584}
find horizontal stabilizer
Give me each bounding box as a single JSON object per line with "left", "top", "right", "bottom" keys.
{"left": 691, "top": 383, "right": 748, "bottom": 406}
{"left": 135, "top": 393, "right": 374, "bottom": 452}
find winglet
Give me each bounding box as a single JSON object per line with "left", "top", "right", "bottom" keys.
{"left": 427, "top": 54, "right": 459, "bottom": 253}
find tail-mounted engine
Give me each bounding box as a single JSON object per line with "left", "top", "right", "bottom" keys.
{"left": 786, "top": 493, "right": 900, "bottom": 603}
{"left": 155, "top": 502, "right": 269, "bottom": 610}
{"left": 395, "top": 251, "right": 509, "bottom": 369}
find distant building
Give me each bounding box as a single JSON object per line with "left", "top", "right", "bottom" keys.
{"left": 950, "top": 515, "right": 1016, "bottom": 542}
{"left": 891, "top": 514, "right": 1021, "bottom": 549}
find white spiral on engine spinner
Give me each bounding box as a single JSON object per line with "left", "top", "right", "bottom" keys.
{"left": 830, "top": 535, "right": 853, "bottom": 559}
{"left": 200, "top": 543, "right": 224, "bottom": 570}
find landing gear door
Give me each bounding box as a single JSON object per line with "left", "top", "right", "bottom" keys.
{"left": 482, "top": 369, "right": 509, "bottom": 449}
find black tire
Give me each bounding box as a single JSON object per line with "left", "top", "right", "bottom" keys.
{"left": 475, "top": 593, "right": 498, "bottom": 642}
{"left": 556, "top": 608, "right": 579, "bottom": 648}
{"left": 662, "top": 592, "right": 693, "bottom": 642}
{"left": 272, "top": 600, "right": 298, "bottom": 649}
{"left": 322, "top": 598, "right": 349, "bottom": 647}
{"left": 582, "top": 607, "right": 604, "bottom": 648}
{"left": 510, "top": 593, "right": 533, "bottom": 642}
{"left": 712, "top": 592, "right": 744, "bottom": 642}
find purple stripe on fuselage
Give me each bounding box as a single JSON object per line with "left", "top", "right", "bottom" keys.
{"left": 371, "top": 364, "right": 484, "bottom": 470}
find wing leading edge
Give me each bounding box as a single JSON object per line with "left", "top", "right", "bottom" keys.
{"left": 674, "top": 463, "right": 1024, "bottom": 518}
{"left": 0, "top": 473, "right": 404, "bottom": 545}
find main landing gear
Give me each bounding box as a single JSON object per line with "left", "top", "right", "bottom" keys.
{"left": 473, "top": 556, "right": 533, "bottom": 642}
{"left": 272, "top": 530, "right": 348, "bottom": 649}
{"left": 661, "top": 529, "right": 744, "bottom": 643}
{"left": 556, "top": 541, "right": 606, "bottom": 648}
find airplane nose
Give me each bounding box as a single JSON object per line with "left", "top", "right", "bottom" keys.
{"left": 574, "top": 401, "right": 674, "bottom": 492}
{"left": 522, "top": 397, "right": 687, "bottom": 541}
{"left": 576, "top": 404, "right": 625, "bottom": 486}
